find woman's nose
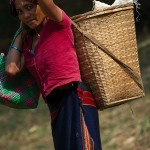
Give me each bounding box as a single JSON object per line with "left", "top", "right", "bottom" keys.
{"left": 24, "top": 11, "right": 30, "bottom": 19}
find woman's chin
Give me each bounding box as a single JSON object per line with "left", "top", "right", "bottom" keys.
{"left": 27, "top": 24, "right": 34, "bottom": 29}
{"left": 26, "top": 22, "right": 38, "bottom": 29}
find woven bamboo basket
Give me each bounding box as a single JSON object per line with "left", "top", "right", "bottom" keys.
{"left": 71, "top": 3, "right": 145, "bottom": 110}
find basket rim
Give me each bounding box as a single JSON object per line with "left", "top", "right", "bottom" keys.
{"left": 99, "top": 93, "right": 145, "bottom": 110}
{"left": 71, "top": 3, "right": 134, "bottom": 22}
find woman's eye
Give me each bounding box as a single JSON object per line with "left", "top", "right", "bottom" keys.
{"left": 16, "top": 4, "right": 34, "bottom": 15}
{"left": 26, "top": 5, "right": 33, "bottom": 10}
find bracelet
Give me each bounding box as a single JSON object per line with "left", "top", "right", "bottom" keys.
{"left": 10, "top": 45, "right": 22, "bottom": 53}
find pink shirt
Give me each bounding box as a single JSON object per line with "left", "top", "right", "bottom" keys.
{"left": 23, "top": 11, "right": 81, "bottom": 101}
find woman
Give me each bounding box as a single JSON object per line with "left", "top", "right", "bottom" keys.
{"left": 6, "top": 0, "right": 102, "bottom": 149}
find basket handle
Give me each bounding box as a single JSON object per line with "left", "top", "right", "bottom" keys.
{"left": 72, "top": 21, "right": 144, "bottom": 91}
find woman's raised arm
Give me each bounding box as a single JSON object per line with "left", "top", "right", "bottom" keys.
{"left": 38, "top": 0, "right": 63, "bottom": 22}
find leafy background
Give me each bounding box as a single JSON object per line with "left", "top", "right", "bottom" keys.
{"left": 0, "top": 0, "right": 150, "bottom": 150}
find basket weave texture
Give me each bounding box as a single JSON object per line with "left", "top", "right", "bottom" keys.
{"left": 71, "top": 3, "right": 145, "bottom": 110}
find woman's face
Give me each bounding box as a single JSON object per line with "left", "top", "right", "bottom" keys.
{"left": 15, "top": 0, "right": 45, "bottom": 29}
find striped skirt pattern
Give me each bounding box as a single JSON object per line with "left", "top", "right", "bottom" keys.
{"left": 47, "top": 82, "right": 102, "bottom": 150}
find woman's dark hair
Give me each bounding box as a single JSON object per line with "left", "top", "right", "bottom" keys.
{"left": 10, "top": 1, "right": 17, "bottom": 16}
{"left": 9, "top": 0, "right": 38, "bottom": 16}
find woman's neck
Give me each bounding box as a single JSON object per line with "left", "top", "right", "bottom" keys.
{"left": 35, "top": 17, "right": 48, "bottom": 35}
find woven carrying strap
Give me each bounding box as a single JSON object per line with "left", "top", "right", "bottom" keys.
{"left": 9, "top": 23, "right": 28, "bottom": 51}
{"left": 72, "top": 21, "right": 144, "bottom": 90}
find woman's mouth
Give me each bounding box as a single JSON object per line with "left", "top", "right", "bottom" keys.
{"left": 26, "top": 19, "right": 35, "bottom": 25}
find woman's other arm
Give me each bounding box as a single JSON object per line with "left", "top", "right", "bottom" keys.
{"left": 38, "top": 0, "right": 62, "bottom": 22}
{"left": 5, "top": 34, "right": 25, "bottom": 76}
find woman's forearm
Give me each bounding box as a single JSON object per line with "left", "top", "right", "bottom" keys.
{"left": 38, "top": 0, "right": 62, "bottom": 22}
{"left": 5, "top": 34, "right": 24, "bottom": 76}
